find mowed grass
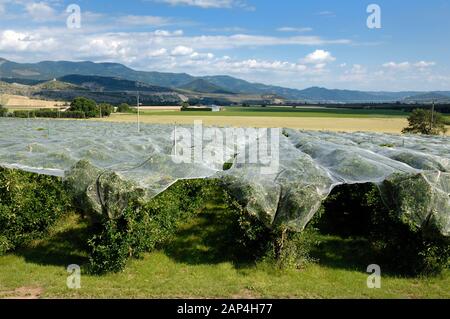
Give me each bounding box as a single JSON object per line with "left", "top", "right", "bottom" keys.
{"left": 0, "top": 202, "right": 449, "bottom": 299}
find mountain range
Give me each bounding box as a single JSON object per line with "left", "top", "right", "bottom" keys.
{"left": 1, "top": 57, "right": 450, "bottom": 103}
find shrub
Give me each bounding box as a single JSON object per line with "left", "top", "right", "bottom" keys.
{"left": 98, "top": 103, "right": 113, "bottom": 117}
{"left": 0, "top": 167, "right": 70, "bottom": 255}
{"left": 33, "top": 109, "right": 86, "bottom": 119}
{"left": 117, "top": 103, "right": 132, "bottom": 113}
{"left": 13, "top": 110, "right": 35, "bottom": 118}
{"left": 223, "top": 190, "right": 319, "bottom": 269}
{"left": 0, "top": 105, "right": 7, "bottom": 117}
{"left": 316, "top": 183, "right": 450, "bottom": 276}
{"left": 69, "top": 97, "right": 99, "bottom": 118}
{"left": 402, "top": 108, "right": 447, "bottom": 135}
{"left": 86, "top": 179, "right": 218, "bottom": 274}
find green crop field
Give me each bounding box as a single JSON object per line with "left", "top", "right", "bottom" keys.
{"left": 138, "top": 107, "right": 410, "bottom": 118}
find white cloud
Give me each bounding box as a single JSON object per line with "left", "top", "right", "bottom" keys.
{"left": 302, "top": 49, "right": 336, "bottom": 64}
{"left": 154, "top": 29, "right": 184, "bottom": 36}
{"left": 148, "top": 48, "right": 167, "bottom": 57}
{"left": 277, "top": 27, "right": 313, "bottom": 33}
{"left": 171, "top": 45, "right": 194, "bottom": 56}
{"left": 0, "top": 29, "right": 57, "bottom": 52}
{"left": 156, "top": 0, "right": 247, "bottom": 9}
{"left": 117, "top": 15, "right": 172, "bottom": 26}
{"left": 383, "top": 61, "right": 435, "bottom": 71}
{"left": 414, "top": 61, "right": 436, "bottom": 68}
{"left": 25, "top": 1, "right": 57, "bottom": 22}
{"left": 382, "top": 61, "right": 410, "bottom": 70}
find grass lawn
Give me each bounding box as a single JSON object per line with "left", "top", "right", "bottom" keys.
{"left": 0, "top": 201, "right": 448, "bottom": 299}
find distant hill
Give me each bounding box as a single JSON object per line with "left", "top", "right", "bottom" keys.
{"left": 0, "top": 58, "right": 194, "bottom": 88}
{"left": 178, "top": 79, "right": 233, "bottom": 94}
{"left": 34, "top": 80, "right": 83, "bottom": 91}
{"left": 1, "top": 57, "right": 449, "bottom": 103}
{"left": 404, "top": 92, "right": 450, "bottom": 103}
{"left": 58, "top": 75, "right": 174, "bottom": 93}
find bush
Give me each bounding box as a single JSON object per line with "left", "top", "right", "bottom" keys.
{"left": 0, "top": 105, "right": 7, "bottom": 117}
{"left": 87, "top": 179, "right": 218, "bottom": 274}
{"left": 402, "top": 109, "right": 447, "bottom": 135}
{"left": 223, "top": 190, "right": 319, "bottom": 269}
{"left": 69, "top": 97, "right": 99, "bottom": 118}
{"left": 0, "top": 167, "right": 70, "bottom": 255}
{"left": 34, "top": 109, "right": 86, "bottom": 119}
{"left": 117, "top": 103, "right": 132, "bottom": 113}
{"left": 13, "top": 110, "right": 35, "bottom": 118}
{"left": 316, "top": 183, "right": 450, "bottom": 276}
{"left": 98, "top": 103, "right": 113, "bottom": 117}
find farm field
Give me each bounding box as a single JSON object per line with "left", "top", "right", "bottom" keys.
{"left": 101, "top": 107, "right": 412, "bottom": 133}
{"left": 1, "top": 206, "right": 449, "bottom": 299}
{"left": 0, "top": 94, "right": 66, "bottom": 109}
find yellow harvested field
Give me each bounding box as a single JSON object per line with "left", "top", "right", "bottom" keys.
{"left": 100, "top": 114, "right": 410, "bottom": 134}
{"left": 1, "top": 94, "right": 66, "bottom": 109}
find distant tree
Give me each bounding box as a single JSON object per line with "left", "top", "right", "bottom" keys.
{"left": 69, "top": 97, "right": 99, "bottom": 118}
{"left": 0, "top": 105, "right": 7, "bottom": 117}
{"left": 181, "top": 101, "right": 190, "bottom": 110}
{"left": 242, "top": 103, "right": 250, "bottom": 107}
{"left": 98, "top": 103, "right": 113, "bottom": 117}
{"left": 117, "top": 103, "right": 132, "bottom": 113}
{"left": 402, "top": 109, "right": 447, "bottom": 135}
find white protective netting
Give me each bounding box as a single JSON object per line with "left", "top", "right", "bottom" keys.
{"left": 0, "top": 118, "right": 448, "bottom": 236}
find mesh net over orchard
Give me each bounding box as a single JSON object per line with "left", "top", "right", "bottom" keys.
{"left": 0, "top": 118, "right": 449, "bottom": 237}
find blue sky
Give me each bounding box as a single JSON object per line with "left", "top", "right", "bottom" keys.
{"left": 0, "top": 0, "right": 449, "bottom": 91}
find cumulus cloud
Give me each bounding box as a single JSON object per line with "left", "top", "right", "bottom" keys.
{"left": 171, "top": 45, "right": 194, "bottom": 56}
{"left": 25, "top": 1, "right": 58, "bottom": 22}
{"left": 302, "top": 49, "right": 336, "bottom": 64}
{"left": 148, "top": 48, "right": 167, "bottom": 57}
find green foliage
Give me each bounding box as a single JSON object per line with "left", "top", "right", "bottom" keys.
{"left": 0, "top": 167, "right": 69, "bottom": 255}
{"left": 223, "top": 190, "right": 319, "bottom": 269}
{"left": 0, "top": 105, "right": 7, "bottom": 117}
{"left": 117, "top": 103, "right": 132, "bottom": 113}
{"left": 181, "top": 101, "right": 190, "bottom": 110}
{"left": 98, "top": 103, "right": 113, "bottom": 117}
{"left": 12, "top": 109, "right": 86, "bottom": 119}
{"left": 402, "top": 108, "right": 447, "bottom": 135}
{"left": 13, "top": 110, "right": 34, "bottom": 118}
{"left": 366, "top": 187, "right": 450, "bottom": 276}
{"left": 69, "top": 97, "right": 99, "bottom": 118}
{"left": 316, "top": 183, "right": 450, "bottom": 276}
{"left": 87, "top": 179, "right": 219, "bottom": 274}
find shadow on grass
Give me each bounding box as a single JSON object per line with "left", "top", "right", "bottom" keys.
{"left": 16, "top": 217, "right": 91, "bottom": 268}
{"left": 163, "top": 206, "right": 253, "bottom": 268}
{"left": 310, "top": 236, "right": 374, "bottom": 272}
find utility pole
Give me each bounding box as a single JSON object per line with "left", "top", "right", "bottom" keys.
{"left": 430, "top": 99, "right": 435, "bottom": 132}
{"left": 137, "top": 91, "right": 140, "bottom": 133}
